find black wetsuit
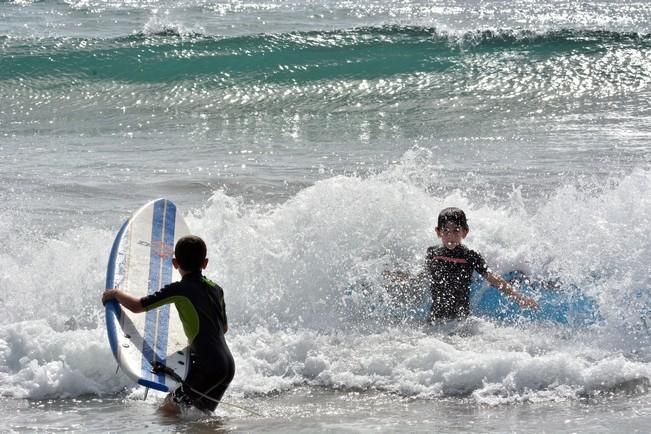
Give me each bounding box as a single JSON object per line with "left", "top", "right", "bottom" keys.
{"left": 425, "top": 245, "right": 489, "bottom": 320}
{"left": 141, "top": 271, "right": 235, "bottom": 412}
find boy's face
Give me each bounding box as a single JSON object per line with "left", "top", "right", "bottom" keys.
{"left": 436, "top": 222, "right": 468, "bottom": 250}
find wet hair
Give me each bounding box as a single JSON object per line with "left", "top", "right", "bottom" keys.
{"left": 174, "top": 235, "right": 207, "bottom": 272}
{"left": 437, "top": 207, "right": 469, "bottom": 230}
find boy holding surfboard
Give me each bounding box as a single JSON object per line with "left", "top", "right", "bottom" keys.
{"left": 102, "top": 235, "right": 235, "bottom": 415}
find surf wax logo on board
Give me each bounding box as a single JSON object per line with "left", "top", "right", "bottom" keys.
{"left": 137, "top": 240, "right": 175, "bottom": 258}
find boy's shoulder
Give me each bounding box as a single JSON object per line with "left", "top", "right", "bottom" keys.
{"left": 201, "top": 275, "right": 224, "bottom": 292}
{"left": 172, "top": 273, "right": 218, "bottom": 290}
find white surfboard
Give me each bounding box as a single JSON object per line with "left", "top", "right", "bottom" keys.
{"left": 105, "top": 198, "right": 190, "bottom": 392}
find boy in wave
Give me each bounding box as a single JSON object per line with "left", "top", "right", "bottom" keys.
{"left": 386, "top": 207, "right": 537, "bottom": 321}
{"left": 102, "top": 235, "right": 235, "bottom": 415}
{"left": 425, "top": 207, "right": 537, "bottom": 320}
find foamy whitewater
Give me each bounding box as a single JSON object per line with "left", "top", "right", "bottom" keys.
{"left": 1, "top": 0, "right": 651, "bottom": 432}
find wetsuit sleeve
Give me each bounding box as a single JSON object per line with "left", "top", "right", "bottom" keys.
{"left": 140, "top": 282, "right": 182, "bottom": 311}
{"left": 471, "top": 250, "right": 490, "bottom": 277}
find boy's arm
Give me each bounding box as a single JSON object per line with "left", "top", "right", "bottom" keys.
{"left": 102, "top": 289, "right": 145, "bottom": 313}
{"left": 485, "top": 272, "right": 539, "bottom": 309}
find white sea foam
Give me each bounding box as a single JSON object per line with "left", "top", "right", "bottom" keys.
{"left": 0, "top": 155, "right": 649, "bottom": 404}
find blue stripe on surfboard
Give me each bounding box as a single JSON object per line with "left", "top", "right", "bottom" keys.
{"left": 141, "top": 199, "right": 175, "bottom": 385}
{"left": 157, "top": 201, "right": 175, "bottom": 361}
{"left": 153, "top": 201, "right": 175, "bottom": 382}
{"left": 138, "top": 377, "right": 170, "bottom": 393}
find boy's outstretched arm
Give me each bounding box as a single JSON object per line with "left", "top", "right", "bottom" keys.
{"left": 102, "top": 289, "right": 145, "bottom": 313}
{"left": 485, "top": 272, "right": 539, "bottom": 309}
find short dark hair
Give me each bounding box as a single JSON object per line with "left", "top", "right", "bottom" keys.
{"left": 174, "top": 235, "right": 207, "bottom": 272}
{"left": 437, "top": 207, "right": 469, "bottom": 230}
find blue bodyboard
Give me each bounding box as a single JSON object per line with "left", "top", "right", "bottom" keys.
{"left": 469, "top": 271, "right": 601, "bottom": 326}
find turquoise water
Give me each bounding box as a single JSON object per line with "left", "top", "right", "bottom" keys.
{"left": 1, "top": 0, "right": 650, "bottom": 431}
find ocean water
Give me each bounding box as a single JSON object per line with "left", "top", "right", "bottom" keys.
{"left": 1, "top": 0, "right": 651, "bottom": 432}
